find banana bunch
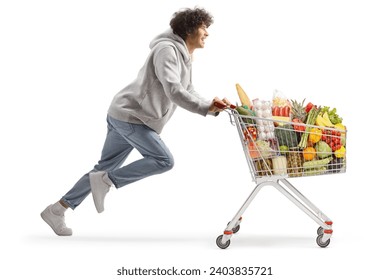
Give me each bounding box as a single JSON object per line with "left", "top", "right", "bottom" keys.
{"left": 316, "top": 112, "right": 334, "bottom": 127}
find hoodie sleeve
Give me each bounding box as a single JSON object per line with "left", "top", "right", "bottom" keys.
{"left": 188, "top": 82, "right": 219, "bottom": 116}
{"left": 153, "top": 46, "right": 211, "bottom": 116}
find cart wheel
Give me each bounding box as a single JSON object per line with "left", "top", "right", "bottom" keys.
{"left": 317, "top": 226, "right": 323, "bottom": 235}
{"left": 216, "top": 235, "right": 230, "bottom": 249}
{"left": 316, "top": 234, "right": 331, "bottom": 248}
{"left": 227, "top": 222, "right": 241, "bottom": 234}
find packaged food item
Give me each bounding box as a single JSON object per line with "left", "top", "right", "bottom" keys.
{"left": 256, "top": 140, "right": 277, "bottom": 158}
{"left": 272, "top": 156, "right": 288, "bottom": 175}
{"left": 287, "top": 147, "right": 303, "bottom": 177}
{"left": 253, "top": 99, "right": 275, "bottom": 140}
{"left": 272, "top": 89, "right": 291, "bottom": 118}
{"left": 248, "top": 141, "right": 260, "bottom": 158}
{"left": 253, "top": 158, "right": 273, "bottom": 177}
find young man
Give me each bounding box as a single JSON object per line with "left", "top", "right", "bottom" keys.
{"left": 41, "top": 7, "right": 229, "bottom": 236}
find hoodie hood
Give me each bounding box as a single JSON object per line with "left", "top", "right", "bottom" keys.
{"left": 149, "top": 29, "right": 191, "bottom": 63}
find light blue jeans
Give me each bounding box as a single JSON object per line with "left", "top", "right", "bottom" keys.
{"left": 61, "top": 115, "right": 174, "bottom": 209}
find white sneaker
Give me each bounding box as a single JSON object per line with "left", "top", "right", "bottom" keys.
{"left": 89, "top": 171, "right": 112, "bottom": 213}
{"left": 41, "top": 204, "right": 72, "bottom": 236}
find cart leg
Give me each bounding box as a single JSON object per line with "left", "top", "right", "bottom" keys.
{"left": 280, "top": 179, "right": 332, "bottom": 228}
{"left": 217, "top": 183, "right": 266, "bottom": 249}
{"left": 226, "top": 183, "right": 266, "bottom": 231}
{"left": 275, "top": 180, "right": 332, "bottom": 230}
{"left": 271, "top": 180, "right": 333, "bottom": 247}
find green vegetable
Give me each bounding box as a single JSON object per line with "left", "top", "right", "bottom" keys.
{"left": 275, "top": 124, "right": 298, "bottom": 147}
{"left": 304, "top": 167, "right": 327, "bottom": 176}
{"left": 236, "top": 105, "right": 255, "bottom": 124}
{"left": 303, "top": 157, "right": 333, "bottom": 169}
{"left": 298, "top": 106, "right": 321, "bottom": 149}
{"left": 315, "top": 141, "right": 332, "bottom": 159}
{"left": 321, "top": 106, "right": 343, "bottom": 124}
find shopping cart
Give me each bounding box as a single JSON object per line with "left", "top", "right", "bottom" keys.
{"left": 215, "top": 103, "right": 347, "bottom": 249}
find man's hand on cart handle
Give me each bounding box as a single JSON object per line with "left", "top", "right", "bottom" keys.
{"left": 212, "top": 97, "right": 236, "bottom": 110}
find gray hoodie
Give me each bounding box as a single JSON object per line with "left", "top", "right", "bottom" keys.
{"left": 107, "top": 29, "right": 211, "bottom": 134}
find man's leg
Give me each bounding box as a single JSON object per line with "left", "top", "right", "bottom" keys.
{"left": 88, "top": 116, "right": 174, "bottom": 213}
{"left": 41, "top": 117, "right": 133, "bottom": 235}
{"left": 61, "top": 118, "right": 134, "bottom": 209}
{"left": 104, "top": 116, "right": 174, "bottom": 188}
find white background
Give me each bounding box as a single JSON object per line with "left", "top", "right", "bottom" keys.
{"left": 1, "top": 0, "right": 389, "bottom": 279}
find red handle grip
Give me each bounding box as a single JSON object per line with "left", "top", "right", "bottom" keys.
{"left": 214, "top": 102, "right": 236, "bottom": 110}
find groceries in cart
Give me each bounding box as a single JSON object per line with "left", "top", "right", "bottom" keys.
{"left": 232, "top": 84, "right": 347, "bottom": 179}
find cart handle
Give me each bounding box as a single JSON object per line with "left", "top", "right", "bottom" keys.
{"left": 214, "top": 102, "right": 236, "bottom": 110}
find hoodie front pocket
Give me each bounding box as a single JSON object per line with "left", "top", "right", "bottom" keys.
{"left": 140, "top": 81, "right": 171, "bottom": 120}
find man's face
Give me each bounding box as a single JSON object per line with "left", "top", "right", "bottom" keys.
{"left": 186, "top": 24, "right": 209, "bottom": 50}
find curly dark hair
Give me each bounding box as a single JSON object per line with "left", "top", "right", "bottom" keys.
{"left": 170, "top": 7, "right": 214, "bottom": 41}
